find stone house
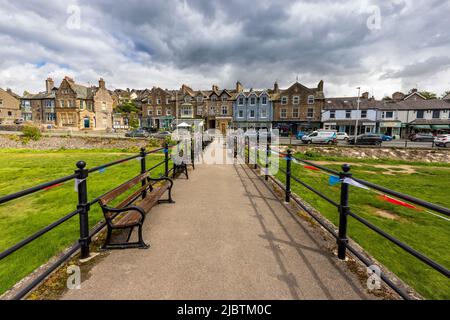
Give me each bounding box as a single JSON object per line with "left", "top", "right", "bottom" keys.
{"left": 204, "top": 84, "right": 235, "bottom": 133}
{"left": 272, "top": 81, "right": 325, "bottom": 136}
{"left": 55, "top": 77, "right": 113, "bottom": 130}
{"left": 20, "top": 78, "right": 57, "bottom": 127}
{"left": 141, "top": 87, "right": 176, "bottom": 130}
{"left": 0, "top": 87, "right": 21, "bottom": 124}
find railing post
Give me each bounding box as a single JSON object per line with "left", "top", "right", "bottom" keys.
{"left": 285, "top": 149, "right": 292, "bottom": 202}
{"left": 265, "top": 136, "right": 270, "bottom": 181}
{"left": 337, "top": 164, "right": 351, "bottom": 260}
{"left": 191, "top": 137, "right": 195, "bottom": 170}
{"left": 234, "top": 136, "right": 238, "bottom": 159}
{"left": 75, "top": 161, "right": 90, "bottom": 259}
{"left": 164, "top": 142, "right": 169, "bottom": 177}
{"left": 254, "top": 133, "right": 259, "bottom": 170}
{"left": 140, "top": 148, "right": 147, "bottom": 197}
{"left": 246, "top": 136, "right": 250, "bottom": 165}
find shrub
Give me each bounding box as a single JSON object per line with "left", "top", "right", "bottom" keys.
{"left": 22, "top": 126, "right": 42, "bottom": 141}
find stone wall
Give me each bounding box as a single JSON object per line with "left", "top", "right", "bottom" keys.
{"left": 0, "top": 135, "right": 151, "bottom": 150}
{"left": 290, "top": 145, "right": 450, "bottom": 163}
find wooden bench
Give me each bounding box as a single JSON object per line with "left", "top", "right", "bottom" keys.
{"left": 99, "top": 173, "right": 174, "bottom": 250}
{"left": 173, "top": 149, "right": 189, "bottom": 179}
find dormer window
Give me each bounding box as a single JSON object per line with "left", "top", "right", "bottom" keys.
{"left": 281, "top": 96, "right": 288, "bottom": 105}
{"left": 238, "top": 97, "right": 244, "bottom": 105}
{"left": 222, "top": 96, "right": 227, "bottom": 102}
{"left": 197, "top": 96, "right": 203, "bottom": 103}
{"left": 261, "top": 96, "right": 267, "bottom": 105}
{"left": 250, "top": 97, "right": 256, "bottom": 105}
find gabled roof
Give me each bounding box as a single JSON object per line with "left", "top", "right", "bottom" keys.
{"left": 403, "top": 91, "right": 427, "bottom": 101}
{"left": 0, "top": 88, "right": 21, "bottom": 100}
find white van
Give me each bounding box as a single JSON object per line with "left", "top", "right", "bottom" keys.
{"left": 302, "top": 131, "right": 337, "bottom": 145}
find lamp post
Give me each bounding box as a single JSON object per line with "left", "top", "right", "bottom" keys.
{"left": 354, "top": 87, "right": 361, "bottom": 145}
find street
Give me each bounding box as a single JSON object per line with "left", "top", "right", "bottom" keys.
{"left": 278, "top": 137, "right": 442, "bottom": 149}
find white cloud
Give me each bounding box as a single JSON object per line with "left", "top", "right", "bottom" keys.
{"left": 0, "top": 0, "right": 449, "bottom": 98}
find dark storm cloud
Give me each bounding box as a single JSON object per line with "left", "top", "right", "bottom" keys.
{"left": 1, "top": 0, "right": 450, "bottom": 96}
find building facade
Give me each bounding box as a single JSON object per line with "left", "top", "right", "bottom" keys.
{"left": 322, "top": 93, "right": 379, "bottom": 135}
{"left": 55, "top": 77, "right": 113, "bottom": 130}
{"left": 0, "top": 88, "right": 21, "bottom": 124}
{"left": 141, "top": 87, "right": 175, "bottom": 130}
{"left": 204, "top": 84, "right": 235, "bottom": 134}
{"left": 272, "top": 81, "right": 325, "bottom": 136}
{"left": 233, "top": 85, "right": 273, "bottom": 130}
{"left": 20, "top": 78, "right": 57, "bottom": 127}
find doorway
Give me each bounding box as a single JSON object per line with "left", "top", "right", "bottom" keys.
{"left": 83, "top": 117, "right": 90, "bottom": 129}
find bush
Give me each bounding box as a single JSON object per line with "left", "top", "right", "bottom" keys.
{"left": 22, "top": 126, "right": 42, "bottom": 141}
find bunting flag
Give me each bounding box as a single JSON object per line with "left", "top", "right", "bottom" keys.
{"left": 379, "top": 195, "right": 418, "bottom": 210}
{"left": 42, "top": 183, "right": 63, "bottom": 191}
{"left": 342, "top": 178, "right": 370, "bottom": 190}
{"left": 304, "top": 165, "right": 320, "bottom": 171}
{"left": 98, "top": 167, "right": 106, "bottom": 173}
{"left": 329, "top": 175, "right": 341, "bottom": 186}
{"left": 74, "top": 178, "right": 86, "bottom": 192}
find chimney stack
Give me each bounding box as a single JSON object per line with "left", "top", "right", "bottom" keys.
{"left": 99, "top": 78, "right": 106, "bottom": 89}
{"left": 212, "top": 84, "right": 219, "bottom": 92}
{"left": 236, "top": 81, "right": 243, "bottom": 93}
{"left": 318, "top": 80, "right": 324, "bottom": 92}
{"left": 273, "top": 81, "right": 279, "bottom": 93}
{"left": 46, "top": 77, "right": 54, "bottom": 93}
{"left": 361, "top": 92, "right": 369, "bottom": 100}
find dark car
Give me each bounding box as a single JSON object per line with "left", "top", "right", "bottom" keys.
{"left": 410, "top": 133, "right": 435, "bottom": 142}
{"left": 348, "top": 133, "right": 382, "bottom": 146}
{"left": 125, "top": 129, "right": 149, "bottom": 138}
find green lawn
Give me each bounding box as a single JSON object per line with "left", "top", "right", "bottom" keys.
{"left": 266, "top": 151, "right": 450, "bottom": 300}
{"left": 0, "top": 150, "right": 168, "bottom": 296}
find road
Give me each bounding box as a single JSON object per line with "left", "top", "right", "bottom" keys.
{"left": 279, "top": 137, "right": 442, "bottom": 149}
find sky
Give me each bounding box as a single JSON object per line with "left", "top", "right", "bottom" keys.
{"left": 1, "top": 0, "right": 450, "bottom": 99}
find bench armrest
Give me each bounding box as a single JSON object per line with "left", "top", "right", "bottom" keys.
{"left": 100, "top": 205, "right": 146, "bottom": 225}
{"left": 146, "top": 176, "right": 174, "bottom": 188}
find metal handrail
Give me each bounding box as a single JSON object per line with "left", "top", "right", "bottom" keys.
{"left": 245, "top": 139, "right": 450, "bottom": 299}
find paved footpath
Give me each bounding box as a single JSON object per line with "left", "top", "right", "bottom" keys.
{"left": 62, "top": 149, "right": 372, "bottom": 300}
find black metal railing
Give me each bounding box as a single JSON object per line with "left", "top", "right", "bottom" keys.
{"left": 243, "top": 137, "right": 450, "bottom": 300}
{"left": 0, "top": 139, "right": 205, "bottom": 300}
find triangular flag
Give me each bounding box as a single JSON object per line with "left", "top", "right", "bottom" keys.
{"left": 379, "top": 195, "right": 417, "bottom": 210}
{"left": 329, "top": 176, "right": 341, "bottom": 186}
{"left": 42, "top": 183, "right": 63, "bottom": 191}
{"left": 343, "top": 178, "right": 370, "bottom": 190}
{"left": 304, "top": 165, "right": 320, "bottom": 171}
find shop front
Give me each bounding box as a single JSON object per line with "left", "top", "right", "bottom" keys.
{"left": 273, "top": 121, "right": 320, "bottom": 136}
{"left": 379, "top": 121, "right": 402, "bottom": 138}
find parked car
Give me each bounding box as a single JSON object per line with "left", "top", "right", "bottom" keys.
{"left": 296, "top": 131, "right": 308, "bottom": 140}
{"left": 125, "top": 129, "right": 149, "bottom": 138}
{"left": 434, "top": 134, "right": 450, "bottom": 148}
{"left": 152, "top": 131, "right": 172, "bottom": 139}
{"left": 348, "top": 133, "right": 382, "bottom": 146}
{"left": 336, "top": 132, "right": 349, "bottom": 141}
{"left": 302, "top": 131, "right": 337, "bottom": 145}
{"left": 410, "top": 133, "right": 435, "bottom": 142}
{"left": 380, "top": 134, "right": 393, "bottom": 141}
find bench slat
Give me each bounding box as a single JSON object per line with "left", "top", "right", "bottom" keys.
{"left": 99, "top": 173, "right": 148, "bottom": 206}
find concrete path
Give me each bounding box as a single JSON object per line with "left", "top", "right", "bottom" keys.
{"left": 62, "top": 148, "right": 372, "bottom": 300}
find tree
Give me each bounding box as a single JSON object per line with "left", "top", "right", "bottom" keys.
{"left": 419, "top": 91, "right": 437, "bottom": 100}
{"left": 116, "top": 101, "right": 139, "bottom": 114}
